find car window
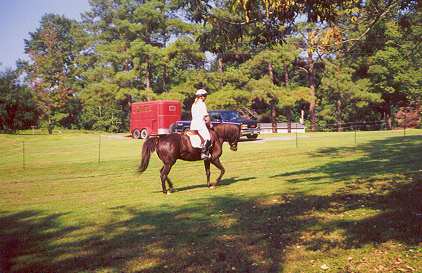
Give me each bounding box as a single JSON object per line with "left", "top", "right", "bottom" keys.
{"left": 210, "top": 112, "right": 222, "bottom": 121}
{"left": 220, "top": 111, "right": 240, "bottom": 121}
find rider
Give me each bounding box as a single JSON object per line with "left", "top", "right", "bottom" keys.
{"left": 191, "top": 89, "right": 211, "bottom": 159}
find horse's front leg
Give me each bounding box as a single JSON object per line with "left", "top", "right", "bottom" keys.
{"left": 211, "top": 158, "right": 225, "bottom": 187}
{"left": 204, "top": 160, "right": 211, "bottom": 188}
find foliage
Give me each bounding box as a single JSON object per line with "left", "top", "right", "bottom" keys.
{"left": 319, "top": 60, "right": 380, "bottom": 126}
{"left": 0, "top": 69, "right": 39, "bottom": 131}
{"left": 23, "top": 14, "right": 85, "bottom": 133}
{"left": 207, "top": 85, "right": 251, "bottom": 110}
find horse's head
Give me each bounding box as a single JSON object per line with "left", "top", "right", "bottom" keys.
{"left": 229, "top": 140, "right": 238, "bottom": 151}
{"left": 214, "top": 123, "right": 240, "bottom": 151}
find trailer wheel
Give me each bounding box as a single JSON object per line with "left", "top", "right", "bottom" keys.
{"left": 132, "top": 129, "right": 141, "bottom": 139}
{"left": 140, "top": 128, "right": 149, "bottom": 139}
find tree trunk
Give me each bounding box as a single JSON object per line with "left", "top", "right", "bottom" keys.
{"left": 384, "top": 104, "right": 392, "bottom": 130}
{"left": 286, "top": 107, "right": 292, "bottom": 133}
{"left": 6, "top": 106, "right": 17, "bottom": 131}
{"left": 162, "top": 64, "right": 167, "bottom": 92}
{"left": 47, "top": 115, "right": 53, "bottom": 135}
{"left": 144, "top": 63, "right": 151, "bottom": 91}
{"left": 271, "top": 103, "right": 277, "bottom": 133}
{"left": 336, "top": 99, "right": 343, "bottom": 132}
{"left": 307, "top": 50, "right": 317, "bottom": 132}
{"left": 268, "top": 62, "right": 277, "bottom": 133}
{"left": 300, "top": 109, "right": 305, "bottom": 124}
{"left": 218, "top": 56, "right": 224, "bottom": 73}
{"left": 283, "top": 64, "right": 292, "bottom": 132}
{"left": 268, "top": 62, "right": 274, "bottom": 83}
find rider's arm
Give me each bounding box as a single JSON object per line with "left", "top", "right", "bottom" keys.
{"left": 200, "top": 101, "right": 209, "bottom": 120}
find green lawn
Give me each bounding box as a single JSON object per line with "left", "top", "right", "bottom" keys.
{"left": 1, "top": 129, "right": 421, "bottom": 273}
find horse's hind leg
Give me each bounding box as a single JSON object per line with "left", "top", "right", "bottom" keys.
{"left": 204, "top": 160, "right": 211, "bottom": 188}
{"left": 166, "top": 177, "right": 175, "bottom": 193}
{"left": 211, "top": 158, "right": 225, "bottom": 187}
{"left": 160, "top": 164, "right": 172, "bottom": 194}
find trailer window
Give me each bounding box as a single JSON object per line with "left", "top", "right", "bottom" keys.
{"left": 169, "top": 105, "right": 176, "bottom": 112}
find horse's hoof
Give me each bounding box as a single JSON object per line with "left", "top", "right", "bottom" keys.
{"left": 209, "top": 186, "right": 216, "bottom": 189}
{"left": 166, "top": 191, "right": 172, "bottom": 195}
{"left": 169, "top": 188, "right": 176, "bottom": 193}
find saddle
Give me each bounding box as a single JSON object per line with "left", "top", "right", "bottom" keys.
{"left": 184, "top": 130, "right": 205, "bottom": 148}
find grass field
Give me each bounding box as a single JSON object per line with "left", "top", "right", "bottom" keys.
{"left": 1, "top": 129, "right": 422, "bottom": 273}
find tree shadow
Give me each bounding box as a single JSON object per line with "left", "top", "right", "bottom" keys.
{"left": 271, "top": 135, "right": 422, "bottom": 184}
{"left": 1, "top": 194, "right": 323, "bottom": 272}
{"left": 153, "top": 176, "right": 256, "bottom": 193}
{"left": 269, "top": 135, "right": 422, "bottom": 256}
{"left": 0, "top": 210, "right": 81, "bottom": 273}
{"left": 3, "top": 181, "right": 421, "bottom": 272}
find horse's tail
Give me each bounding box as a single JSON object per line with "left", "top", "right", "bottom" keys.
{"left": 138, "top": 137, "right": 158, "bottom": 173}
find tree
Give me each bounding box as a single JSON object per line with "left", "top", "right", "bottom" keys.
{"left": 245, "top": 76, "right": 310, "bottom": 132}
{"left": 349, "top": 3, "right": 421, "bottom": 129}
{"left": 232, "top": 0, "right": 361, "bottom": 24}
{"left": 319, "top": 60, "right": 379, "bottom": 130}
{"left": 24, "top": 14, "right": 84, "bottom": 133}
{"left": 241, "top": 42, "right": 300, "bottom": 132}
{"left": 0, "top": 69, "right": 39, "bottom": 131}
{"left": 78, "top": 0, "right": 203, "bottom": 131}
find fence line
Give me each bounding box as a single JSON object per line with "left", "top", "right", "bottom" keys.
{"left": 98, "top": 135, "right": 101, "bottom": 164}
{"left": 1, "top": 127, "right": 421, "bottom": 171}
{"left": 22, "top": 141, "right": 25, "bottom": 170}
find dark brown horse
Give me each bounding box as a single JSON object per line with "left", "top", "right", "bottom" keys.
{"left": 139, "top": 123, "right": 241, "bottom": 194}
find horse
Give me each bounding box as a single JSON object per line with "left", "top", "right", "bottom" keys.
{"left": 138, "top": 123, "right": 241, "bottom": 194}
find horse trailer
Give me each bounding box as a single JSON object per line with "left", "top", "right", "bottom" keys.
{"left": 130, "top": 100, "right": 181, "bottom": 139}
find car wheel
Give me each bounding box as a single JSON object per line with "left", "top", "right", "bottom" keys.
{"left": 247, "top": 134, "right": 258, "bottom": 139}
{"left": 140, "top": 128, "right": 149, "bottom": 139}
{"left": 132, "top": 129, "right": 141, "bottom": 139}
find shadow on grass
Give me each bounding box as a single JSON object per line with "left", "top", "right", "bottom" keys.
{"left": 2, "top": 185, "right": 421, "bottom": 272}
{"left": 269, "top": 134, "right": 422, "bottom": 251}
{"left": 271, "top": 135, "right": 422, "bottom": 184}
{"left": 1, "top": 135, "right": 421, "bottom": 272}
{"left": 151, "top": 176, "right": 256, "bottom": 193}
{"left": 0, "top": 211, "right": 80, "bottom": 273}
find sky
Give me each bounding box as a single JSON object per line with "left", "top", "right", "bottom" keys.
{"left": 0, "top": 0, "right": 91, "bottom": 70}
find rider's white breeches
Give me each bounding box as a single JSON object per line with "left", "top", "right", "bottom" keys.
{"left": 197, "top": 126, "right": 211, "bottom": 141}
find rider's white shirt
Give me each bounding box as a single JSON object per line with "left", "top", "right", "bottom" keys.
{"left": 190, "top": 99, "right": 208, "bottom": 130}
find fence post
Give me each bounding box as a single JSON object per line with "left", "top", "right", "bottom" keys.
{"left": 295, "top": 123, "right": 298, "bottom": 148}
{"left": 22, "top": 141, "right": 26, "bottom": 170}
{"left": 404, "top": 115, "right": 407, "bottom": 137}
{"left": 354, "top": 126, "right": 357, "bottom": 145}
{"left": 98, "top": 135, "right": 101, "bottom": 164}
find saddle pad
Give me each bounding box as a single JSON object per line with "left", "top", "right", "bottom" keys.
{"left": 187, "top": 134, "right": 202, "bottom": 148}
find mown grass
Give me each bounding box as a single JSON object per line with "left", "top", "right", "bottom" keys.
{"left": 0, "top": 129, "right": 421, "bottom": 273}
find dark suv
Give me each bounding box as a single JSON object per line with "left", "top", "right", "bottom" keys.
{"left": 172, "top": 110, "right": 260, "bottom": 139}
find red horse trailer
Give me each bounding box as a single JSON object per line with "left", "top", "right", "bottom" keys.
{"left": 130, "top": 100, "right": 181, "bottom": 139}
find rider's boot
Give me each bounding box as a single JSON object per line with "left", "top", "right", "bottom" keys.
{"left": 201, "top": 140, "right": 211, "bottom": 160}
